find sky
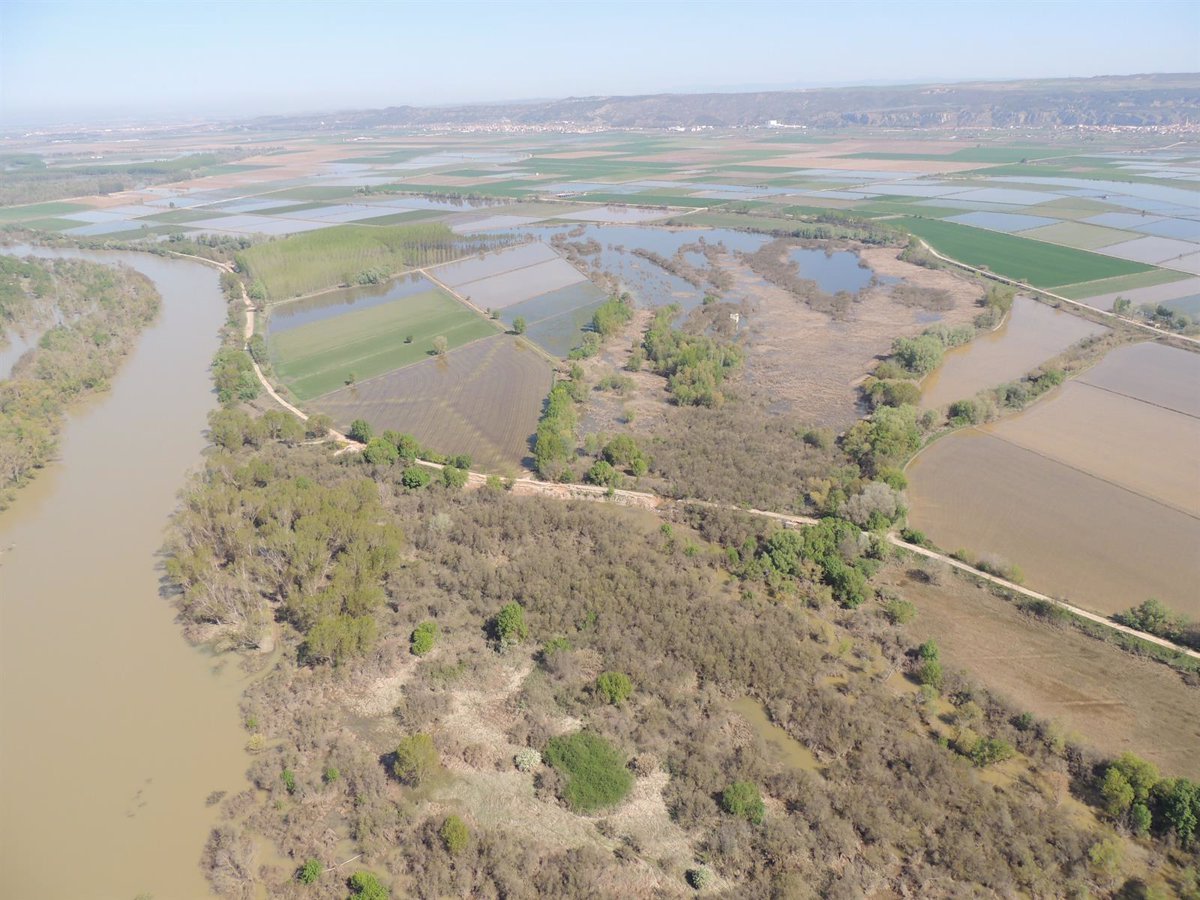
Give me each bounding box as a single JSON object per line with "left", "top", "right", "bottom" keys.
{"left": 2, "top": 0, "right": 1197, "bottom": 125}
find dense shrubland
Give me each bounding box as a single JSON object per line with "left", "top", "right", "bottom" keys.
{"left": 0, "top": 256, "right": 159, "bottom": 505}
{"left": 170, "top": 439, "right": 1197, "bottom": 898}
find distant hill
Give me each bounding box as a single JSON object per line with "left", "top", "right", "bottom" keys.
{"left": 250, "top": 73, "right": 1200, "bottom": 131}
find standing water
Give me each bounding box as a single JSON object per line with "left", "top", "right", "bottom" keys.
{"left": 0, "top": 247, "right": 249, "bottom": 898}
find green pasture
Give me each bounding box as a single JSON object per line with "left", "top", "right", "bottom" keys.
{"left": 1054, "top": 268, "right": 1191, "bottom": 300}
{"left": 0, "top": 201, "right": 89, "bottom": 222}
{"left": 893, "top": 216, "right": 1152, "bottom": 288}
{"left": 270, "top": 288, "right": 498, "bottom": 400}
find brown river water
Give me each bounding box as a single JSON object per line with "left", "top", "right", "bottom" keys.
{"left": 0, "top": 247, "right": 249, "bottom": 898}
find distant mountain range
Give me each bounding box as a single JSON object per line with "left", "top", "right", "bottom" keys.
{"left": 249, "top": 73, "right": 1200, "bottom": 131}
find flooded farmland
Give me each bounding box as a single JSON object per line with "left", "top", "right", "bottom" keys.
{"left": 0, "top": 248, "right": 249, "bottom": 898}
{"left": 919, "top": 296, "right": 1108, "bottom": 409}
{"left": 908, "top": 340, "right": 1200, "bottom": 617}
{"left": 267, "top": 271, "right": 438, "bottom": 334}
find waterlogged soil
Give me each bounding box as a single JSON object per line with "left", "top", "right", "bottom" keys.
{"left": 906, "top": 429, "right": 1200, "bottom": 617}
{"left": 919, "top": 296, "right": 1108, "bottom": 410}
{"left": 729, "top": 697, "right": 822, "bottom": 774}
{"left": 0, "top": 247, "right": 250, "bottom": 899}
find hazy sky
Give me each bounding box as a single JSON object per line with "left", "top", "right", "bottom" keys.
{"left": 2, "top": 0, "right": 1197, "bottom": 124}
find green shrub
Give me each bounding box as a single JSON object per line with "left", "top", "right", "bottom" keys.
{"left": 298, "top": 858, "right": 322, "bottom": 884}
{"left": 393, "top": 733, "right": 439, "bottom": 786}
{"left": 721, "top": 781, "right": 765, "bottom": 825}
{"left": 282, "top": 768, "right": 296, "bottom": 795}
{"left": 323, "top": 766, "right": 340, "bottom": 784}
{"left": 442, "top": 465, "right": 469, "bottom": 490}
{"left": 686, "top": 866, "right": 712, "bottom": 890}
{"left": 400, "top": 466, "right": 432, "bottom": 490}
{"left": 595, "top": 671, "right": 633, "bottom": 705}
{"left": 362, "top": 437, "right": 399, "bottom": 466}
{"left": 491, "top": 602, "right": 528, "bottom": 650}
{"left": 970, "top": 738, "right": 1015, "bottom": 767}
{"left": 410, "top": 621, "right": 438, "bottom": 656}
{"left": 883, "top": 598, "right": 917, "bottom": 625}
{"left": 349, "top": 870, "right": 389, "bottom": 900}
{"left": 348, "top": 418, "right": 373, "bottom": 443}
{"left": 543, "top": 731, "right": 633, "bottom": 812}
{"left": 439, "top": 815, "right": 470, "bottom": 854}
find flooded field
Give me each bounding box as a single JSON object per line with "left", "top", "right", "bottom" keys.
{"left": 1076, "top": 341, "right": 1200, "bottom": 417}
{"left": 919, "top": 296, "right": 1108, "bottom": 409}
{"left": 907, "top": 429, "right": 1200, "bottom": 617}
{"left": 266, "top": 271, "right": 438, "bottom": 333}
{"left": 0, "top": 248, "right": 250, "bottom": 898}
{"left": 311, "top": 334, "right": 551, "bottom": 470}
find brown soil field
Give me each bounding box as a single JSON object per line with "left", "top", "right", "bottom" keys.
{"left": 906, "top": 430, "right": 1200, "bottom": 617}
{"left": 1078, "top": 341, "right": 1200, "bottom": 418}
{"left": 877, "top": 563, "right": 1200, "bottom": 778}
{"left": 311, "top": 334, "right": 552, "bottom": 472}
{"left": 920, "top": 296, "right": 1108, "bottom": 409}
{"left": 991, "top": 381, "right": 1200, "bottom": 516}
{"left": 738, "top": 246, "right": 983, "bottom": 428}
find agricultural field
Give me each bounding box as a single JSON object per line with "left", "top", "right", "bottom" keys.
{"left": 309, "top": 334, "right": 552, "bottom": 470}
{"left": 876, "top": 563, "right": 1200, "bottom": 778}
{"left": 268, "top": 285, "right": 498, "bottom": 400}
{"left": 892, "top": 217, "right": 1152, "bottom": 288}
{"left": 907, "top": 341, "right": 1200, "bottom": 617}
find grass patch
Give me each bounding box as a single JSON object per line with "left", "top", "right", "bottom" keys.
{"left": 1015, "top": 221, "right": 1136, "bottom": 250}
{"left": 1054, "top": 267, "right": 1191, "bottom": 300}
{"left": 269, "top": 288, "right": 497, "bottom": 400}
{"left": 0, "top": 201, "right": 90, "bottom": 222}
{"left": 893, "top": 216, "right": 1152, "bottom": 288}
{"left": 140, "top": 209, "right": 232, "bottom": 224}
{"left": 14, "top": 217, "right": 86, "bottom": 232}
{"left": 543, "top": 731, "right": 633, "bottom": 813}
{"left": 237, "top": 222, "right": 467, "bottom": 300}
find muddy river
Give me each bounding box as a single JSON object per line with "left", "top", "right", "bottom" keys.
{"left": 0, "top": 247, "right": 249, "bottom": 898}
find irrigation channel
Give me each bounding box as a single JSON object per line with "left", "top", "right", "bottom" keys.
{"left": 0, "top": 246, "right": 250, "bottom": 899}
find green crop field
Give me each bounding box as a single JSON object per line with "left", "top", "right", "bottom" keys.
{"left": 269, "top": 288, "right": 499, "bottom": 400}
{"left": 1055, "top": 268, "right": 1191, "bottom": 300}
{"left": 236, "top": 222, "right": 469, "bottom": 300}
{"left": 893, "top": 216, "right": 1152, "bottom": 288}
{"left": 1015, "top": 221, "right": 1135, "bottom": 250}
{"left": 0, "top": 201, "right": 90, "bottom": 222}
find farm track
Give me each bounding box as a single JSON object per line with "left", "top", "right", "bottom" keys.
{"left": 168, "top": 249, "right": 1200, "bottom": 662}
{"left": 916, "top": 239, "right": 1200, "bottom": 350}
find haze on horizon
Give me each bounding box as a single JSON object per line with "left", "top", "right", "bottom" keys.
{"left": 1, "top": 0, "right": 1198, "bottom": 127}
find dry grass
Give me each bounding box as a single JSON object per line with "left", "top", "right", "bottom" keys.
{"left": 876, "top": 562, "right": 1200, "bottom": 778}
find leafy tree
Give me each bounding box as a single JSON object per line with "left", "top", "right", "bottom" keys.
{"left": 1131, "top": 802, "right": 1152, "bottom": 836}
{"left": 410, "top": 621, "right": 438, "bottom": 656}
{"left": 891, "top": 334, "right": 943, "bottom": 376}
{"left": 442, "top": 466, "right": 468, "bottom": 490}
{"left": 298, "top": 858, "right": 322, "bottom": 884}
{"left": 595, "top": 671, "right": 633, "bottom": 705}
{"left": 1102, "top": 767, "right": 1135, "bottom": 817}
{"left": 362, "top": 437, "right": 399, "bottom": 466}
{"left": 970, "top": 737, "right": 1015, "bottom": 767}
{"left": 491, "top": 602, "right": 528, "bottom": 650}
{"left": 433, "top": 335, "right": 448, "bottom": 356}
{"left": 586, "top": 459, "right": 621, "bottom": 488}
{"left": 450, "top": 454, "right": 472, "bottom": 470}
{"left": 348, "top": 419, "right": 373, "bottom": 443}
{"left": 400, "top": 466, "right": 432, "bottom": 490}
{"left": 1161, "top": 778, "right": 1200, "bottom": 845}
{"left": 721, "top": 781, "right": 765, "bottom": 825}
{"left": 393, "top": 734, "right": 439, "bottom": 786}
{"left": 919, "top": 658, "right": 943, "bottom": 690}
{"left": 883, "top": 598, "right": 916, "bottom": 625}
{"left": 512, "top": 316, "right": 527, "bottom": 334}
{"left": 439, "top": 815, "right": 470, "bottom": 854}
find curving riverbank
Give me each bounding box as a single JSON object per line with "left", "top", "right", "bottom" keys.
{"left": 0, "top": 246, "right": 251, "bottom": 899}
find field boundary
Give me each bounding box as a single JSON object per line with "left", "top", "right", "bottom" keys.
{"left": 915, "top": 239, "right": 1200, "bottom": 349}
{"left": 156, "top": 249, "right": 1199, "bottom": 663}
